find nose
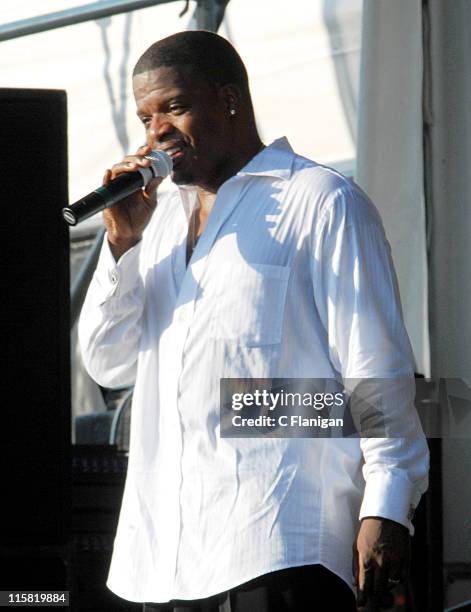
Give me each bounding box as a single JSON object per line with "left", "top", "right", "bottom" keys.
{"left": 147, "top": 113, "right": 175, "bottom": 147}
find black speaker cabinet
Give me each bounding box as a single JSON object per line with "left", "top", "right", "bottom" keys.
{"left": 0, "top": 89, "right": 71, "bottom": 589}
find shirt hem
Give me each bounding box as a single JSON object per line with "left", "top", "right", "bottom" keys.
{"left": 106, "top": 558, "right": 354, "bottom": 604}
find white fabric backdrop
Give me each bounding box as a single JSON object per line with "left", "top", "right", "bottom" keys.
{"left": 0, "top": 0, "right": 361, "bottom": 201}
{"left": 355, "top": 0, "right": 430, "bottom": 375}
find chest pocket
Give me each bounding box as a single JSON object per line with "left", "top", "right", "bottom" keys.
{"left": 211, "top": 261, "right": 290, "bottom": 346}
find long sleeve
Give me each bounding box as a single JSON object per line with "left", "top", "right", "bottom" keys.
{"left": 311, "top": 183, "right": 429, "bottom": 531}
{"left": 78, "top": 234, "right": 145, "bottom": 389}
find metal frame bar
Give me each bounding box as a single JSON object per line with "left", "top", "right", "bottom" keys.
{"left": 109, "top": 388, "right": 134, "bottom": 445}
{"left": 194, "top": 0, "right": 230, "bottom": 31}
{"left": 0, "top": 0, "right": 177, "bottom": 42}
{"left": 70, "top": 228, "right": 105, "bottom": 328}
{"left": 194, "top": 0, "right": 218, "bottom": 31}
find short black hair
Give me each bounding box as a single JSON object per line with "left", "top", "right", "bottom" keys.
{"left": 133, "top": 30, "right": 249, "bottom": 93}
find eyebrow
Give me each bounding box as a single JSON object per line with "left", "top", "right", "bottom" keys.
{"left": 136, "top": 93, "right": 188, "bottom": 118}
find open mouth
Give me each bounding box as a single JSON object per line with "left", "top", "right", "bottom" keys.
{"left": 160, "top": 144, "right": 186, "bottom": 167}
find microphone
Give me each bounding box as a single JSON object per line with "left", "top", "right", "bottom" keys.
{"left": 62, "top": 150, "right": 172, "bottom": 226}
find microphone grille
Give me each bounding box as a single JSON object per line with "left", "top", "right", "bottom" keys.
{"left": 146, "top": 150, "right": 173, "bottom": 178}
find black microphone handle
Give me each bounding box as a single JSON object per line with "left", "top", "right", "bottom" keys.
{"left": 62, "top": 150, "right": 172, "bottom": 226}
{"left": 62, "top": 171, "right": 145, "bottom": 226}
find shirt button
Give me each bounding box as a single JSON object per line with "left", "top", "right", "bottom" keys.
{"left": 110, "top": 271, "right": 118, "bottom": 284}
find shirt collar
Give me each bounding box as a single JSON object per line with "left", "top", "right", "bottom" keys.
{"left": 235, "top": 137, "right": 294, "bottom": 180}
{"left": 176, "top": 137, "right": 294, "bottom": 218}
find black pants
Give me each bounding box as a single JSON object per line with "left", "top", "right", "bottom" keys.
{"left": 143, "top": 564, "right": 356, "bottom": 611}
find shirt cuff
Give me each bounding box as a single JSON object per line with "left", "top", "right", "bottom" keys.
{"left": 359, "top": 470, "right": 416, "bottom": 533}
{"left": 93, "top": 235, "right": 143, "bottom": 304}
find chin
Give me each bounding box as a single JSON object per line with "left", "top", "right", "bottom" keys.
{"left": 171, "top": 168, "right": 196, "bottom": 187}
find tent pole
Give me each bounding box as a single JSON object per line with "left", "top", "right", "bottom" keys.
{"left": 0, "top": 0, "right": 176, "bottom": 42}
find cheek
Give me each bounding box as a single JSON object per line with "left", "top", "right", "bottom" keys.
{"left": 170, "top": 116, "right": 198, "bottom": 148}
{"left": 195, "top": 122, "right": 229, "bottom": 156}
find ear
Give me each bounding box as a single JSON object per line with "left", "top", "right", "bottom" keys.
{"left": 218, "top": 84, "right": 243, "bottom": 118}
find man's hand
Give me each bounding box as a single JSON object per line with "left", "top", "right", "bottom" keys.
{"left": 103, "top": 143, "right": 163, "bottom": 260}
{"left": 354, "top": 517, "right": 410, "bottom": 611}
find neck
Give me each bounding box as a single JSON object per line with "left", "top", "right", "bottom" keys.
{"left": 199, "top": 135, "right": 265, "bottom": 194}
{"left": 195, "top": 187, "right": 217, "bottom": 212}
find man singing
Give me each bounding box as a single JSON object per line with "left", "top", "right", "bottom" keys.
{"left": 79, "top": 31, "right": 429, "bottom": 611}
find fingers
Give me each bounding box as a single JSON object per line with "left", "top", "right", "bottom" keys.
{"left": 108, "top": 144, "right": 153, "bottom": 180}
{"left": 137, "top": 142, "right": 151, "bottom": 154}
{"left": 110, "top": 157, "right": 150, "bottom": 180}
{"left": 357, "top": 559, "right": 399, "bottom": 610}
{"left": 143, "top": 176, "right": 164, "bottom": 198}
{"left": 355, "top": 519, "right": 410, "bottom": 610}
{"left": 388, "top": 561, "right": 404, "bottom": 585}
{"left": 357, "top": 558, "right": 374, "bottom": 609}
{"left": 374, "top": 561, "right": 395, "bottom": 609}
{"left": 146, "top": 127, "right": 157, "bottom": 150}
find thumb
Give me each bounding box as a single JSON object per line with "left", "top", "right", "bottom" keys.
{"left": 143, "top": 176, "right": 164, "bottom": 199}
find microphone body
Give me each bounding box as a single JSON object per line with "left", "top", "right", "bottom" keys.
{"left": 62, "top": 150, "right": 172, "bottom": 226}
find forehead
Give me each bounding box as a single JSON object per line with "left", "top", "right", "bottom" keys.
{"left": 133, "top": 65, "right": 214, "bottom": 111}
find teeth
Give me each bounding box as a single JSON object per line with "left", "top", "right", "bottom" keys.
{"left": 165, "top": 146, "right": 182, "bottom": 156}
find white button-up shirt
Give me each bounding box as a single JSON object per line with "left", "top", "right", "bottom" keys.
{"left": 79, "top": 138, "right": 429, "bottom": 603}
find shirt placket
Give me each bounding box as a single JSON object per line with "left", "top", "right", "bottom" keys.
{"left": 168, "top": 178, "right": 248, "bottom": 592}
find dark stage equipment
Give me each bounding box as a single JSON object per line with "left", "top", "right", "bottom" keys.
{"left": 0, "top": 88, "right": 71, "bottom": 592}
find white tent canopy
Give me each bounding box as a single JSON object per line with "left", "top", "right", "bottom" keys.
{"left": 0, "top": 0, "right": 360, "bottom": 201}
